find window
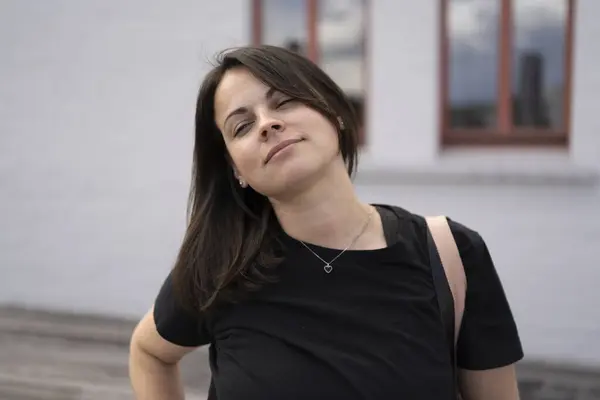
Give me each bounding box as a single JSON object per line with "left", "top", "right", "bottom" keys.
{"left": 440, "top": 0, "right": 575, "bottom": 146}
{"left": 252, "top": 0, "right": 368, "bottom": 143}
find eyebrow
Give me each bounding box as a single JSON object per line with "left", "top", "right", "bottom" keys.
{"left": 223, "top": 87, "right": 278, "bottom": 128}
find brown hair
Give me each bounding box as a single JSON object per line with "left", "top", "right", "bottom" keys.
{"left": 172, "top": 45, "right": 360, "bottom": 314}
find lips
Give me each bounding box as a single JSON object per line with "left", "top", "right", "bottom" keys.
{"left": 264, "top": 138, "right": 303, "bottom": 164}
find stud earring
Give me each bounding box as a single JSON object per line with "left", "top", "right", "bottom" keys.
{"left": 337, "top": 116, "right": 345, "bottom": 130}
{"left": 239, "top": 178, "right": 247, "bottom": 188}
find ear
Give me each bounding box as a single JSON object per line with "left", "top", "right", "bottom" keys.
{"left": 226, "top": 153, "right": 240, "bottom": 179}
{"left": 231, "top": 167, "right": 248, "bottom": 188}
{"left": 226, "top": 153, "right": 248, "bottom": 188}
{"left": 232, "top": 168, "right": 241, "bottom": 180}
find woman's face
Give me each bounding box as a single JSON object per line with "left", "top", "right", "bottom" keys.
{"left": 214, "top": 67, "right": 342, "bottom": 198}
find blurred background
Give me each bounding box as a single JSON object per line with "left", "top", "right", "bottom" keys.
{"left": 1, "top": 0, "right": 599, "bottom": 399}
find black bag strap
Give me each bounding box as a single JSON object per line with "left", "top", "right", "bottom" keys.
{"left": 376, "top": 205, "right": 459, "bottom": 397}
{"left": 427, "top": 228, "right": 459, "bottom": 395}
{"left": 377, "top": 205, "right": 401, "bottom": 246}
{"left": 208, "top": 379, "right": 217, "bottom": 399}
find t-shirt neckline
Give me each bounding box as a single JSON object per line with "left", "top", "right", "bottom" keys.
{"left": 277, "top": 204, "right": 402, "bottom": 258}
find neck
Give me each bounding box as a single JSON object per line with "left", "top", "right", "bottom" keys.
{"left": 269, "top": 163, "right": 370, "bottom": 249}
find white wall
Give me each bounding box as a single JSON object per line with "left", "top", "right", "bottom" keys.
{"left": 1, "top": 0, "right": 599, "bottom": 367}
{"left": 358, "top": 0, "right": 600, "bottom": 367}
{"left": 0, "top": 0, "right": 249, "bottom": 315}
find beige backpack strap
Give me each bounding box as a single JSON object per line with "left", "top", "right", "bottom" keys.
{"left": 425, "top": 216, "right": 467, "bottom": 343}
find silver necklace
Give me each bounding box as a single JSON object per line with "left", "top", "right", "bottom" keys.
{"left": 298, "top": 207, "right": 374, "bottom": 274}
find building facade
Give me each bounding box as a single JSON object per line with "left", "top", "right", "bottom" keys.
{"left": 1, "top": 0, "right": 598, "bottom": 367}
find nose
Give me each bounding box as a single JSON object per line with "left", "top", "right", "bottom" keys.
{"left": 257, "top": 111, "right": 285, "bottom": 140}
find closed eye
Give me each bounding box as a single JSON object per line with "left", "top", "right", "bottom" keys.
{"left": 234, "top": 121, "right": 253, "bottom": 137}
{"left": 275, "top": 98, "right": 295, "bottom": 109}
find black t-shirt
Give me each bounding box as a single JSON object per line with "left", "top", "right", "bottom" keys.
{"left": 154, "top": 205, "right": 523, "bottom": 399}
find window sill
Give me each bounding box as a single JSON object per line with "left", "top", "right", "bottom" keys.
{"left": 442, "top": 131, "right": 568, "bottom": 147}
{"left": 355, "top": 150, "right": 599, "bottom": 187}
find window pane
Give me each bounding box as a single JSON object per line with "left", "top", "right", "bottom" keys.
{"left": 317, "top": 0, "right": 366, "bottom": 128}
{"left": 512, "top": 0, "right": 568, "bottom": 129}
{"left": 447, "top": 0, "right": 500, "bottom": 129}
{"left": 262, "top": 0, "right": 308, "bottom": 55}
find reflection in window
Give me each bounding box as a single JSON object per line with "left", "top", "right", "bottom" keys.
{"left": 442, "top": 0, "right": 573, "bottom": 142}
{"left": 512, "top": 0, "right": 568, "bottom": 128}
{"left": 317, "top": 0, "right": 366, "bottom": 128}
{"left": 261, "top": 0, "right": 308, "bottom": 56}
{"left": 447, "top": 0, "right": 499, "bottom": 129}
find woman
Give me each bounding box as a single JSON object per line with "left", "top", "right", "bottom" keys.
{"left": 129, "top": 45, "right": 523, "bottom": 399}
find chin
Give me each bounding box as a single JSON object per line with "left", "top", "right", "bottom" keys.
{"left": 258, "top": 161, "right": 324, "bottom": 199}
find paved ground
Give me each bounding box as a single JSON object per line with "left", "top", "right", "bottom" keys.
{"left": 0, "top": 333, "right": 211, "bottom": 399}
{"left": 0, "top": 307, "right": 209, "bottom": 399}
{"left": 0, "top": 307, "right": 599, "bottom": 400}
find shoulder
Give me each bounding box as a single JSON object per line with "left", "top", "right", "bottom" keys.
{"left": 377, "top": 205, "right": 523, "bottom": 368}
{"left": 376, "top": 204, "right": 492, "bottom": 279}
{"left": 377, "top": 203, "right": 486, "bottom": 260}
{"left": 153, "top": 270, "right": 212, "bottom": 347}
{"left": 380, "top": 206, "right": 508, "bottom": 314}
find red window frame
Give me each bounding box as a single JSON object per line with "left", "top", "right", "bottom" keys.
{"left": 439, "top": 0, "right": 576, "bottom": 147}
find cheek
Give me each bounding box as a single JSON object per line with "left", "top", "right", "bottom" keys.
{"left": 305, "top": 114, "right": 338, "bottom": 144}
{"left": 310, "top": 122, "right": 339, "bottom": 153}
{"left": 227, "top": 142, "right": 259, "bottom": 178}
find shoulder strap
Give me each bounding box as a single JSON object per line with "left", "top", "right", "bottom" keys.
{"left": 376, "top": 205, "right": 467, "bottom": 338}
{"left": 426, "top": 216, "right": 466, "bottom": 399}
{"left": 377, "top": 205, "right": 401, "bottom": 246}
{"left": 425, "top": 216, "right": 466, "bottom": 344}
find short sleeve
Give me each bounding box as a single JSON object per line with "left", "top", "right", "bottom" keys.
{"left": 153, "top": 271, "right": 211, "bottom": 347}
{"left": 449, "top": 220, "right": 524, "bottom": 370}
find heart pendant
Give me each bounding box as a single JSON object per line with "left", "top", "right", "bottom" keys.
{"left": 324, "top": 264, "right": 333, "bottom": 274}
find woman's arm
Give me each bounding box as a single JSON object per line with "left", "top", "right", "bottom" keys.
{"left": 459, "top": 365, "right": 520, "bottom": 400}
{"left": 129, "top": 307, "right": 198, "bottom": 400}
{"left": 446, "top": 220, "right": 524, "bottom": 400}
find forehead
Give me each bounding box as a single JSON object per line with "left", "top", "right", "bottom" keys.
{"left": 214, "top": 68, "right": 269, "bottom": 118}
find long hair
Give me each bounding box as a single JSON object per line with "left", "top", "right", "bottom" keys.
{"left": 172, "top": 45, "right": 360, "bottom": 314}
